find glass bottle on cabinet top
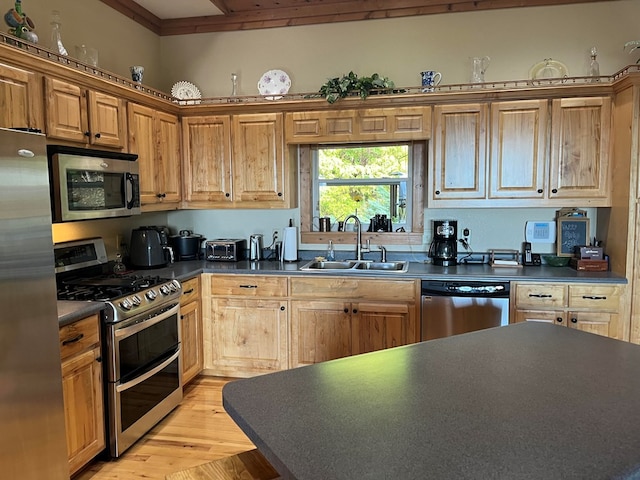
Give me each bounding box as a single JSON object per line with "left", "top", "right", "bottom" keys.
{"left": 588, "top": 47, "right": 600, "bottom": 82}
{"left": 50, "top": 10, "right": 67, "bottom": 55}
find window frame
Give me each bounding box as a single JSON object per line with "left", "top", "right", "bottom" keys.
{"left": 299, "top": 142, "right": 425, "bottom": 246}
{"left": 312, "top": 143, "right": 413, "bottom": 233}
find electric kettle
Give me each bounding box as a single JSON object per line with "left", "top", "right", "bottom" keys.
{"left": 249, "top": 234, "right": 264, "bottom": 261}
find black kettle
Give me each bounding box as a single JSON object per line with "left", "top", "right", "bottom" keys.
{"left": 130, "top": 226, "right": 173, "bottom": 268}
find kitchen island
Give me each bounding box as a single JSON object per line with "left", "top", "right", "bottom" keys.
{"left": 223, "top": 323, "right": 640, "bottom": 479}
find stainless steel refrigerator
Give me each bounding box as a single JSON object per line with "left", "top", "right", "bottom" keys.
{"left": 0, "top": 128, "right": 69, "bottom": 478}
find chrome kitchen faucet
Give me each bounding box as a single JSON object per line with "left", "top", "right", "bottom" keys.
{"left": 343, "top": 214, "right": 370, "bottom": 261}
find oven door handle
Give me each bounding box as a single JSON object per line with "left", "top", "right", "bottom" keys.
{"left": 116, "top": 348, "right": 180, "bottom": 393}
{"left": 114, "top": 302, "right": 180, "bottom": 340}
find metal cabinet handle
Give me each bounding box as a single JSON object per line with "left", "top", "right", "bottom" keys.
{"left": 95, "top": 132, "right": 101, "bottom": 138}
{"left": 62, "top": 333, "right": 84, "bottom": 345}
{"left": 280, "top": 306, "right": 285, "bottom": 311}
{"left": 344, "top": 308, "right": 349, "bottom": 314}
{"left": 239, "top": 285, "right": 258, "bottom": 289}
{"left": 529, "top": 294, "right": 552, "bottom": 298}
{"left": 84, "top": 131, "right": 91, "bottom": 137}
{"left": 556, "top": 317, "right": 563, "bottom": 323}
{"left": 182, "top": 288, "right": 195, "bottom": 295}
{"left": 570, "top": 317, "right": 578, "bottom": 323}
{"left": 352, "top": 308, "right": 358, "bottom": 314}
{"left": 582, "top": 295, "right": 607, "bottom": 300}
{"left": 537, "top": 189, "right": 543, "bottom": 194}
{"left": 551, "top": 188, "right": 558, "bottom": 194}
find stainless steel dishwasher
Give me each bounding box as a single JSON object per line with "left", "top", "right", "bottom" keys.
{"left": 421, "top": 280, "right": 510, "bottom": 341}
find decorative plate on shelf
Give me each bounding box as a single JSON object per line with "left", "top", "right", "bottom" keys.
{"left": 529, "top": 59, "right": 569, "bottom": 82}
{"left": 171, "top": 81, "right": 202, "bottom": 104}
{"left": 257, "top": 69, "right": 291, "bottom": 100}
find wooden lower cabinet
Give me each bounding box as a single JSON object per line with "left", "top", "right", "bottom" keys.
{"left": 512, "top": 282, "right": 624, "bottom": 338}
{"left": 202, "top": 274, "right": 289, "bottom": 378}
{"left": 290, "top": 277, "right": 419, "bottom": 368}
{"left": 58, "top": 314, "right": 105, "bottom": 476}
{"left": 180, "top": 276, "right": 203, "bottom": 384}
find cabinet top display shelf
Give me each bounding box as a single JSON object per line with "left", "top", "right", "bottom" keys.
{"left": 2, "top": 32, "right": 640, "bottom": 109}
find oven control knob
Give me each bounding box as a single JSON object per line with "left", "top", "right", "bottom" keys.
{"left": 169, "top": 280, "right": 180, "bottom": 292}
{"left": 160, "top": 284, "right": 171, "bottom": 295}
{"left": 131, "top": 294, "right": 142, "bottom": 306}
{"left": 146, "top": 289, "right": 157, "bottom": 301}
{"left": 120, "top": 298, "right": 133, "bottom": 310}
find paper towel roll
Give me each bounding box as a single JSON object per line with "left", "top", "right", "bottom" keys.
{"left": 282, "top": 226, "right": 298, "bottom": 262}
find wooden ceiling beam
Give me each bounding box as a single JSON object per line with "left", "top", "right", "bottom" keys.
{"left": 99, "top": 0, "right": 162, "bottom": 34}
{"left": 102, "top": 0, "right": 618, "bottom": 36}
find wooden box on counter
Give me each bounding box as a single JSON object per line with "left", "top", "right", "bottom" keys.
{"left": 570, "top": 258, "right": 609, "bottom": 272}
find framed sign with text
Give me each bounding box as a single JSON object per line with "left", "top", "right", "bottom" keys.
{"left": 557, "top": 217, "right": 590, "bottom": 256}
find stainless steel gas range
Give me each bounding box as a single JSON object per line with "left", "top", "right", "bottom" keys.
{"left": 55, "top": 238, "right": 183, "bottom": 457}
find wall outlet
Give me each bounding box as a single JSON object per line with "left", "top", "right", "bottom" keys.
{"left": 271, "top": 229, "right": 280, "bottom": 247}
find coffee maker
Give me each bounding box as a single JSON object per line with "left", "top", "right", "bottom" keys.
{"left": 428, "top": 220, "right": 458, "bottom": 266}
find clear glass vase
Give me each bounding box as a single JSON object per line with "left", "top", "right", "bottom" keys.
{"left": 50, "top": 10, "right": 67, "bottom": 56}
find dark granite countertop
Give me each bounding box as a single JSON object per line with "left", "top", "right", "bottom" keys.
{"left": 131, "top": 258, "right": 627, "bottom": 283}
{"left": 57, "top": 300, "right": 106, "bottom": 327}
{"left": 223, "top": 323, "right": 640, "bottom": 479}
{"left": 57, "top": 259, "right": 626, "bottom": 325}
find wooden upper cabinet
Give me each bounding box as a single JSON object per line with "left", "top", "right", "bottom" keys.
{"left": 232, "top": 113, "right": 286, "bottom": 205}
{"left": 549, "top": 97, "right": 611, "bottom": 202}
{"left": 489, "top": 100, "right": 548, "bottom": 200}
{"left": 0, "top": 62, "right": 43, "bottom": 131}
{"left": 128, "top": 103, "right": 181, "bottom": 208}
{"left": 431, "top": 103, "right": 488, "bottom": 201}
{"left": 182, "top": 115, "right": 233, "bottom": 205}
{"left": 285, "top": 107, "right": 431, "bottom": 143}
{"left": 45, "top": 77, "right": 126, "bottom": 148}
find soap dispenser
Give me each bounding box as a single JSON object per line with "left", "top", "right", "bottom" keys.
{"left": 326, "top": 240, "right": 335, "bottom": 261}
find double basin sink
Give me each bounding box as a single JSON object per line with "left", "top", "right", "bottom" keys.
{"left": 300, "top": 260, "right": 409, "bottom": 274}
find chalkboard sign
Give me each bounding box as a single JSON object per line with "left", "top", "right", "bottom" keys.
{"left": 557, "top": 217, "right": 590, "bottom": 256}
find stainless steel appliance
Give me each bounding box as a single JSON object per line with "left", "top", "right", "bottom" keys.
{"left": 421, "top": 280, "right": 510, "bottom": 341}
{"left": 249, "top": 234, "right": 264, "bottom": 261}
{"left": 47, "top": 144, "right": 140, "bottom": 222}
{"left": 170, "top": 230, "right": 205, "bottom": 261}
{"left": 206, "top": 239, "right": 247, "bottom": 261}
{"left": 54, "top": 238, "right": 183, "bottom": 457}
{"left": 428, "top": 219, "right": 458, "bottom": 266}
{"left": 0, "top": 128, "right": 69, "bottom": 479}
{"left": 130, "top": 226, "right": 173, "bottom": 268}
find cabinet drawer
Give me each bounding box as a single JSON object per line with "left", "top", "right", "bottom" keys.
{"left": 291, "top": 277, "right": 417, "bottom": 302}
{"left": 211, "top": 275, "right": 288, "bottom": 297}
{"left": 180, "top": 276, "right": 200, "bottom": 305}
{"left": 59, "top": 314, "right": 100, "bottom": 361}
{"left": 515, "top": 284, "right": 566, "bottom": 308}
{"left": 568, "top": 284, "right": 622, "bottom": 311}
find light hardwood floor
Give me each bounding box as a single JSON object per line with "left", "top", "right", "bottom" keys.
{"left": 75, "top": 376, "right": 254, "bottom": 480}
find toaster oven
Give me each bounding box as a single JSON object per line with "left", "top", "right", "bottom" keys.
{"left": 206, "top": 239, "right": 246, "bottom": 262}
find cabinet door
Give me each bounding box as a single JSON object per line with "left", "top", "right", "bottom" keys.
{"left": 0, "top": 62, "right": 43, "bottom": 131}
{"left": 45, "top": 77, "right": 88, "bottom": 142}
{"left": 232, "top": 113, "right": 285, "bottom": 205}
{"left": 128, "top": 103, "right": 159, "bottom": 205}
{"left": 549, "top": 97, "right": 611, "bottom": 201}
{"left": 290, "top": 300, "right": 352, "bottom": 367}
{"left": 431, "top": 103, "right": 488, "bottom": 201}
{"left": 209, "top": 297, "right": 288, "bottom": 375}
{"left": 182, "top": 115, "right": 233, "bottom": 204}
{"left": 567, "top": 311, "right": 613, "bottom": 337}
{"left": 61, "top": 346, "right": 105, "bottom": 475}
{"left": 156, "top": 111, "right": 181, "bottom": 204}
{"left": 87, "top": 90, "right": 125, "bottom": 148}
{"left": 180, "top": 300, "right": 203, "bottom": 384}
{"left": 352, "top": 302, "right": 415, "bottom": 355}
{"left": 489, "top": 100, "right": 548, "bottom": 200}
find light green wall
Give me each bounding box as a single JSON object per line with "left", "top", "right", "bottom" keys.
{"left": 18, "top": 0, "right": 162, "bottom": 87}
{"left": 158, "top": 1, "right": 640, "bottom": 96}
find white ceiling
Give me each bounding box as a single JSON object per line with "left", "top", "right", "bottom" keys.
{"left": 133, "top": 0, "right": 223, "bottom": 19}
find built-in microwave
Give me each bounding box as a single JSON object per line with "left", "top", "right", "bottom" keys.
{"left": 47, "top": 145, "right": 140, "bottom": 222}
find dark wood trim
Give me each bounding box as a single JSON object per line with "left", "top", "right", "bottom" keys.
{"left": 100, "top": 0, "right": 617, "bottom": 35}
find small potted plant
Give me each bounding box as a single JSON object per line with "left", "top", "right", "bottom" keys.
{"left": 318, "top": 71, "right": 395, "bottom": 104}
